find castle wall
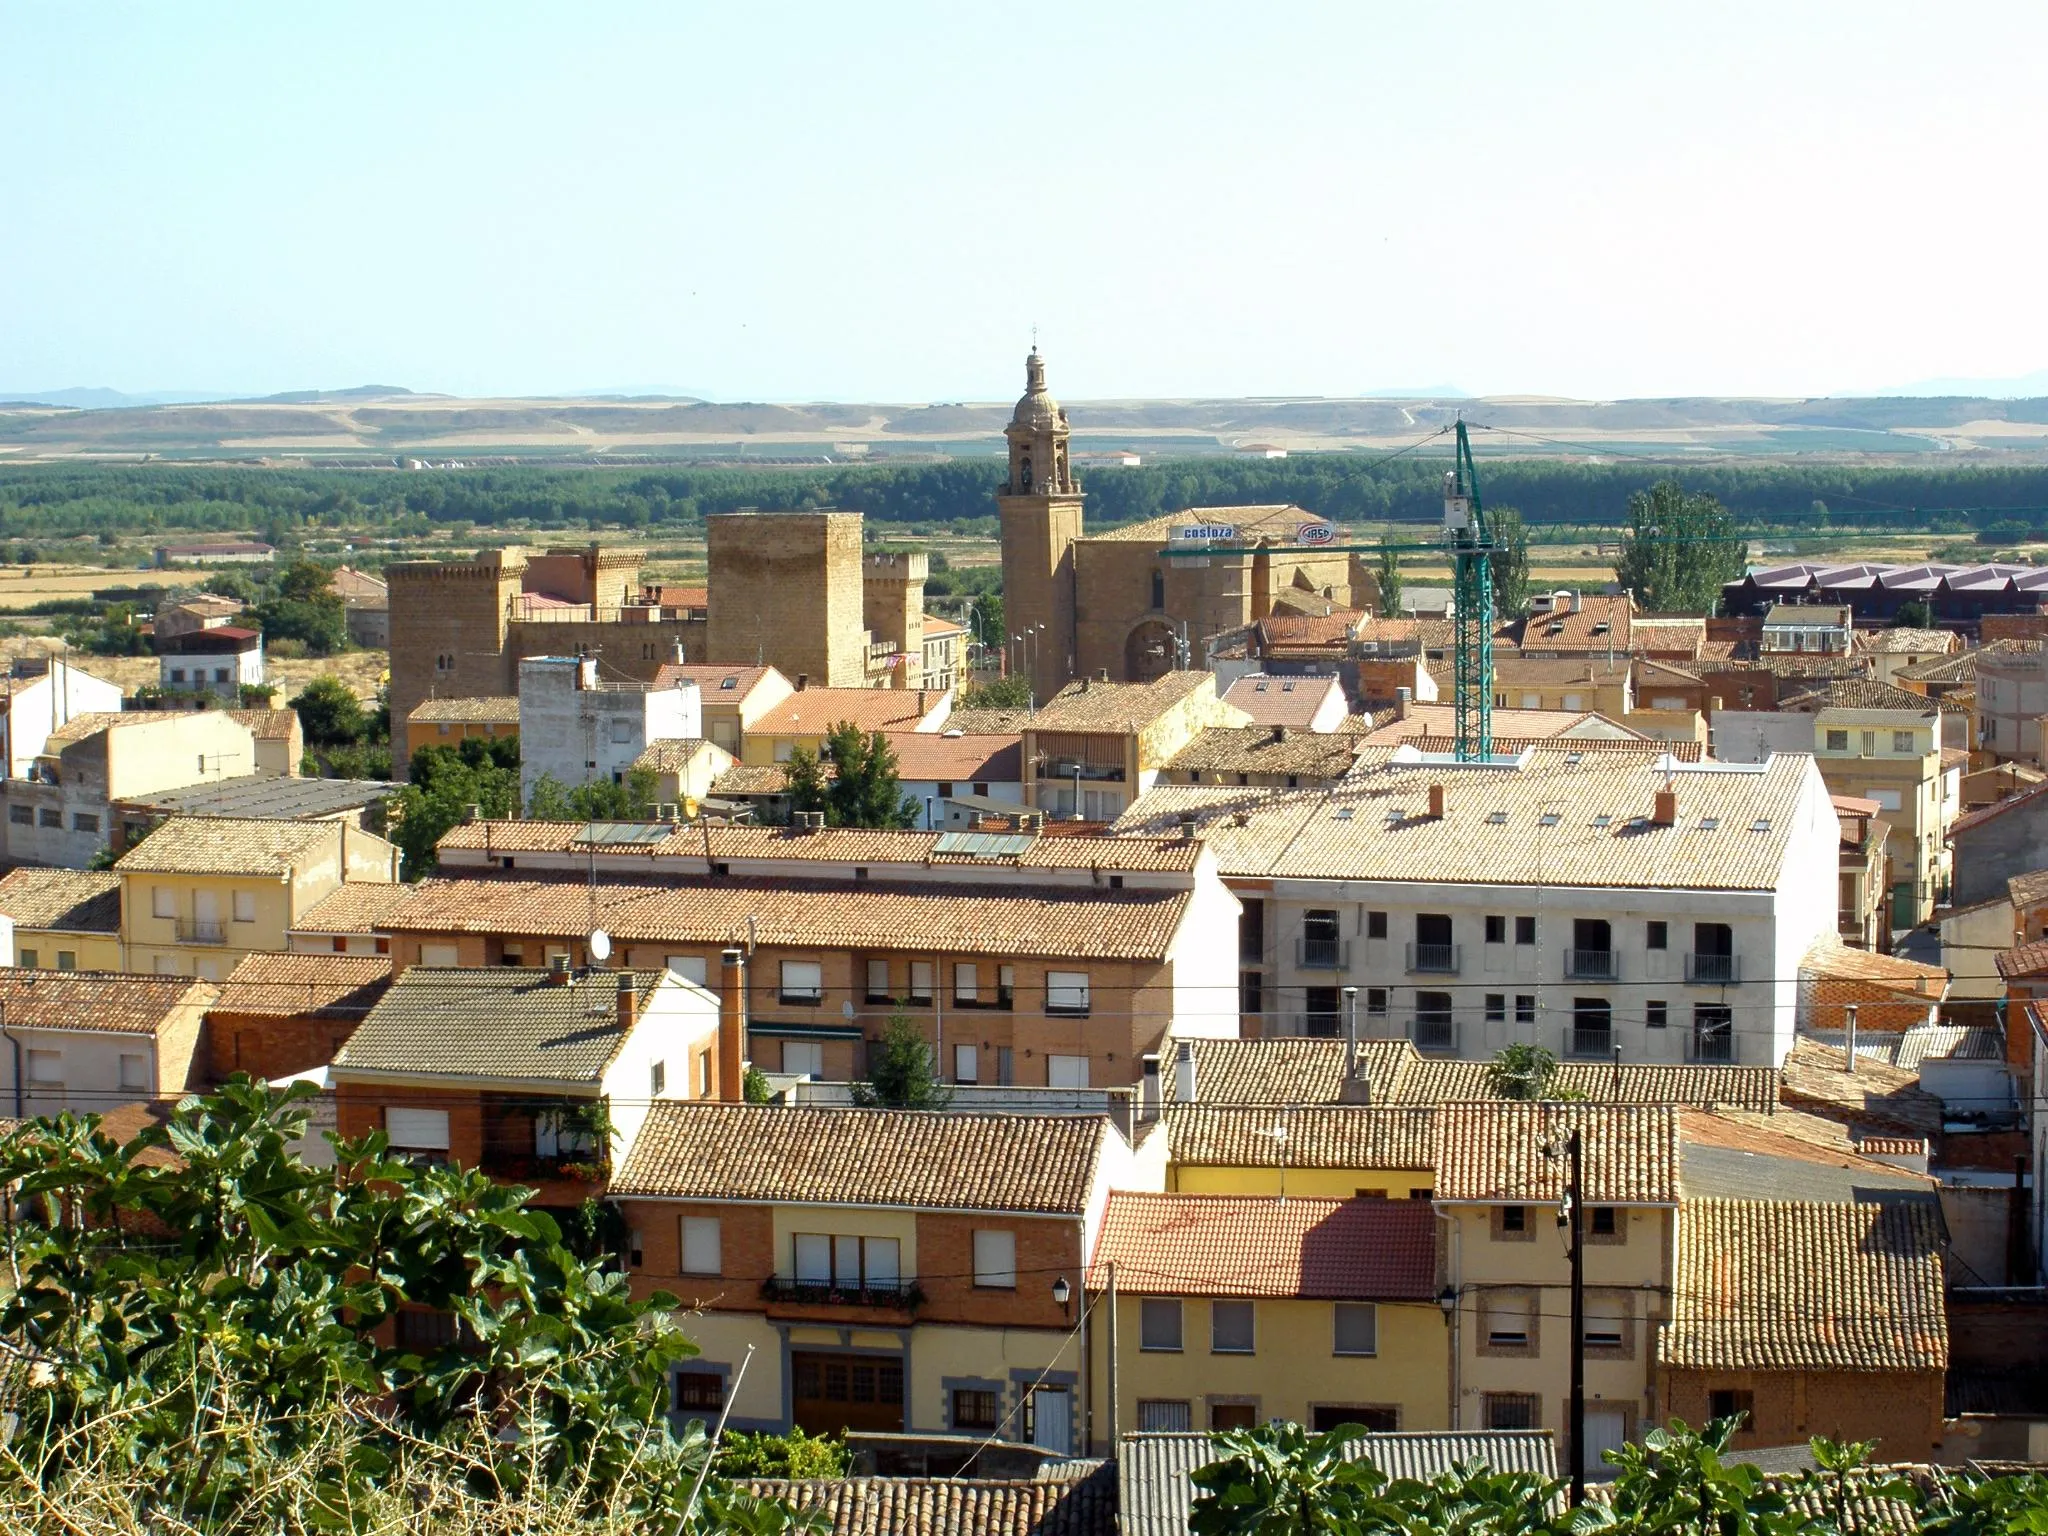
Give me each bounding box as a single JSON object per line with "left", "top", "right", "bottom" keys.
{"left": 706, "top": 512, "right": 867, "bottom": 687}
{"left": 387, "top": 550, "right": 524, "bottom": 775}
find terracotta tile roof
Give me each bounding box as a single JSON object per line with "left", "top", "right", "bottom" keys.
{"left": 293, "top": 882, "right": 412, "bottom": 934}
{"left": 1352, "top": 616, "right": 1453, "bottom": 651}
{"left": 645, "top": 585, "right": 708, "bottom": 610}
{"left": 406, "top": 696, "right": 520, "bottom": 724}
{"left": 333, "top": 967, "right": 670, "bottom": 1083}
{"left": 1116, "top": 748, "right": 1819, "bottom": 890}
{"left": 1089, "top": 1192, "right": 1436, "bottom": 1301}
{"left": 1893, "top": 650, "right": 1981, "bottom": 685}
{"left": 1780, "top": 678, "right": 1939, "bottom": 714}
{"left": 0, "top": 971, "right": 213, "bottom": 1035}
{"left": 743, "top": 1475, "right": 1116, "bottom": 1536}
{"left": 1029, "top": 672, "right": 1219, "bottom": 733}
{"left": 1661, "top": 1198, "right": 1947, "bottom": 1373}
{"left": 43, "top": 710, "right": 130, "bottom": 750}
{"left": 1385, "top": 735, "right": 1704, "bottom": 763}
{"left": 1512, "top": 594, "right": 1633, "bottom": 652}
{"left": 2009, "top": 869, "right": 2048, "bottom": 907}
{"left": 1221, "top": 674, "right": 1345, "bottom": 728}
{"left": 1799, "top": 941, "right": 1949, "bottom": 995}
{"left": 0, "top": 868, "right": 121, "bottom": 933}
{"left": 1858, "top": 629, "right": 1957, "bottom": 655}
{"left": 630, "top": 737, "right": 722, "bottom": 774}
{"left": 1678, "top": 1108, "right": 1934, "bottom": 1187}
{"left": 921, "top": 613, "right": 966, "bottom": 639}
{"left": 1777, "top": 1038, "right": 1944, "bottom": 1136}
{"left": 215, "top": 952, "right": 392, "bottom": 1019}
{"left": 1431, "top": 1102, "right": 1681, "bottom": 1204}
{"left": 224, "top": 708, "right": 300, "bottom": 740}
{"left": 1996, "top": 937, "right": 2048, "bottom": 980}
{"left": 383, "top": 872, "right": 1193, "bottom": 961}
{"left": 650, "top": 663, "right": 775, "bottom": 696}
{"left": 114, "top": 816, "right": 334, "bottom": 876}
{"left": 709, "top": 763, "right": 803, "bottom": 795}
{"left": 1177, "top": 1037, "right": 1778, "bottom": 1112}
{"left": 881, "top": 731, "right": 1022, "bottom": 782}
{"left": 1257, "top": 611, "right": 1360, "bottom": 649}
{"left": 1164, "top": 1104, "right": 1436, "bottom": 1169}
{"left": 1362, "top": 705, "right": 1641, "bottom": 744}
{"left": 1949, "top": 779, "right": 2048, "bottom": 839}
{"left": 945, "top": 706, "right": 1035, "bottom": 734}
{"left": 1489, "top": 657, "right": 1632, "bottom": 686}
{"left": 611, "top": 1102, "right": 1106, "bottom": 1213}
{"left": 752, "top": 687, "right": 947, "bottom": 736}
{"left": 1164, "top": 725, "right": 1366, "bottom": 780}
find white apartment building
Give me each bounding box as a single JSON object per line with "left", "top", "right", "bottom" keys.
{"left": 0, "top": 659, "right": 124, "bottom": 778}
{"left": 1115, "top": 744, "right": 1839, "bottom": 1069}
{"left": 1974, "top": 642, "right": 2048, "bottom": 764}
{"left": 517, "top": 655, "right": 702, "bottom": 809}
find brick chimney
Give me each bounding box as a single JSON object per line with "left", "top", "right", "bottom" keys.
{"left": 548, "top": 953, "right": 572, "bottom": 985}
{"left": 1653, "top": 788, "right": 1678, "bottom": 826}
{"left": 718, "top": 947, "right": 747, "bottom": 1101}
{"left": 795, "top": 674, "right": 809, "bottom": 692}
{"left": 1395, "top": 687, "right": 1411, "bottom": 720}
{"left": 615, "top": 972, "right": 638, "bottom": 1034}
{"left": 1428, "top": 783, "right": 1445, "bottom": 820}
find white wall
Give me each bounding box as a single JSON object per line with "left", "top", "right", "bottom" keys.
{"left": 519, "top": 656, "right": 704, "bottom": 808}
{"left": 909, "top": 779, "right": 1025, "bottom": 828}
{"left": 1710, "top": 711, "right": 1811, "bottom": 764}
{"left": 0, "top": 1026, "right": 156, "bottom": 1118}
{"left": 1168, "top": 850, "right": 1244, "bottom": 1039}
{"left": 598, "top": 973, "right": 721, "bottom": 1168}
{"left": 2, "top": 664, "right": 124, "bottom": 778}
{"left": 1942, "top": 899, "right": 2013, "bottom": 1000}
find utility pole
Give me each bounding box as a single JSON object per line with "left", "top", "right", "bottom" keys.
{"left": 1105, "top": 1260, "right": 1120, "bottom": 1452}
{"left": 1565, "top": 1128, "right": 1586, "bottom": 1506}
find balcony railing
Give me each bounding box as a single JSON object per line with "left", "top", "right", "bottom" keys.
{"left": 1565, "top": 948, "right": 1617, "bottom": 981}
{"left": 1409, "top": 1015, "right": 1457, "bottom": 1053}
{"left": 1567, "top": 1024, "right": 1614, "bottom": 1059}
{"left": 1687, "top": 1028, "right": 1735, "bottom": 1064}
{"left": 176, "top": 919, "right": 226, "bottom": 945}
{"left": 1406, "top": 942, "right": 1461, "bottom": 975}
{"left": 1296, "top": 937, "right": 1350, "bottom": 971}
{"left": 1684, "top": 952, "right": 1739, "bottom": 984}
{"left": 761, "top": 1276, "right": 924, "bottom": 1310}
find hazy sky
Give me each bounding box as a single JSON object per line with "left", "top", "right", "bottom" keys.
{"left": 6, "top": 2, "right": 2046, "bottom": 403}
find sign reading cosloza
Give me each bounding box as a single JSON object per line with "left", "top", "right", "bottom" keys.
{"left": 1295, "top": 521, "right": 1337, "bottom": 547}
{"left": 1173, "top": 524, "right": 1239, "bottom": 543}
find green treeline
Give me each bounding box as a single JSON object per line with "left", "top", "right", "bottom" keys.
{"left": 8, "top": 456, "right": 2048, "bottom": 542}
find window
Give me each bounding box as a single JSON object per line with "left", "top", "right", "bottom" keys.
{"left": 782, "top": 1040, "right": 823, "bottom": 1077}
{"left": 1708, "top": 1389, "right": 1754, "bottom": 1425}
{"left": 1240, "top": 971, "right": 1264, "bottom": 1016}
{"left": 1515, "top": 994, "right": 1535, "bottom": 1026}
{"left": 1514, "top": 915, "right": 1536, "bottom": 945}
{"left": 7, "top": 805, "right": 29, "bottom": 825}
{"left": 1366, "top": 987, "right": 1388, "bottom": 1020}
{"left": 1647, "top": 1000, "right": 1668, "bottom": 1029}
{"left": 953, "top": 963, "right": 978, "bottom": 1002}
{"left": 1646, "top": 920, "right": 1668, "bottom": 950}
{"left": 419, "top": 943, "right": 459, "bottom": 967}
{"left": 16, "top": 949, "right": 35, "bottom": 968}
{"left": 1481, "top": 1289, "right": 1536, "bottom": 1352}
{"left": 71, "top": 813, "right": 97, "bottom": 833}
{"left": 1211, "top": 1401, "right": 1259, "bottom": 1431}
{"left": 25, "top": 1049, "right": 62, "bottom": 1086}
{"left": 118, "top": 1053, "right": 147, "bottom": 1091}
{"left": 908, "top": 962, "right": 933, "bottom": 1003}
{"left": 1140, "top": 1297, "right": 1184, "bottom": 1351}
{"left": 1485, "top": 993, "right": 1505, "bottom": 1023}
{"left": 674, "top": 1371, "right": 724, "bottom": 1416}
{"left": 1046, "top": 971, "right": 1090, "bottom": 1015}
{"left": 1366, "top": 911, "right": 1388, "bottom": 939}
{"left": 698, "top": 1048, "right": 713, "bottom": 1097}
{"left": 1211, "top": 1300, "right": 1255, "bottom": 1354}
{"left": 169, "top": 668, "right": 185, "bottom": 683}
{"left": 385, "top": 1107, "right": 450, "bottom": 1151}
{"left": 1314, "top": 1405, "right": 1398, "bottom": 1433}
{"left": 1495, "top": 1204, "right": 1529, "bottom": 1239}
{"left": 865, "top": 959, "right": 892, "bottom": 1003}
{"left": 779, "top": 961, "right": 823, "bottom": 1004}
{"left": 1333, "top": 1302, "right": 1379, "bottom": 1356}
{"left": 1485, "top": 915, "right": 1506, "bottom": 944}
{"left": 1048, "top": 1054, "right": 1090, "bottom": 1088}
{"left": 809, "top": 1234, "right": 899, "bottom": 1290}
{"left": 667, "top": 954, "right": 707, "bottom": 985}
{"left": 998, "top": 965, "right": 1015, "bottom": 1007}
{"left": 1138, "top": 1400, "right": 1193, "bottom": 1432}
{"left": 1860, "top": 730, "right": 1876, "bottom": 756}
{"left": 952, "top": 1388, "right": 1000, "bottom": 1431}
{"left": 681, "top": 1217, "right": 722, "bottom": 1276}
{"left": 1893, "top": 730, "right": 1916, "bottom": 753}
{"left": 793, "top": 1233, "right": 832, "bottom": 1285}
{"left": 1825, "top": 729, "right": 1849, "bottom": 751}
{"left": 232, "top": 890, "right": 256, "bottom": 923}
{"left": 1485, "top": 1393, "right": 1540, "bottom": 1430}
{"left": 1591, "top": 1207, "right": 1618, "bottom": 1237}
{"left": 37, "top": 808, "right": 60, "bottom": 828}
{"left": 55, "top": 950, "right": 75, "bottom": 972}
{"left": 1239, "top": 898, "right": 1265, "bottom": 961}
{"left": 649, "top": 1060, "right": 667, "bottom": 1096}
{"left": 973, "top": 1229, "right": 1017, "bottom": 1288}
{"left": 954, "top": 1043, "right": 978, "bottom": 1083}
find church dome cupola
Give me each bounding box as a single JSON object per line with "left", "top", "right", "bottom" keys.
{"left": 1004, "top": 348, "right": 1074, "bottom": 495}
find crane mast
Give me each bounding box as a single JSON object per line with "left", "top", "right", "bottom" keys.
{"left": 1444, "top": 419, "right": 1494, "bottom": 760}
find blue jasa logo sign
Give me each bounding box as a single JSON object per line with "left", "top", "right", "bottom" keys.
{"left": 1173, "top": 524, "right": 1238, "bottom": 543}
{"left": 1295, "top": 521, "right": 1337, "bottom": 547}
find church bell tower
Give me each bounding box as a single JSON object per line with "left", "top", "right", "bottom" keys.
{"left": 996, "top": 348, "right": 1084, "bottom": 700}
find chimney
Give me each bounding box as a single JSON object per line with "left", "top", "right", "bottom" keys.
{"left": 1844, "top": 1003, "right": 1858, "bottom": 1075}
{"left": 1570, "top": 591, "right": 1583, "bottom": 614}
{"left": 1177, "top": 811, "right": 1198, "bottom": 841}
{"left": 616, "top": 972, "right": 638, "bottom": 1034}
{"left": 1428, "top": 783, "right": 1445, "bottom": 820}
{"left": 1173, "top": 1039, "right": 1196, "bottom": 1104}
{"left": 917, "top": 689, "right": 927, "bottom": 714}
{"left": 578, "top": 656, "right": 598, "bottom": 690}
{"left": 1653, "top": 788, "right": 1677, "bottom": 826}
{"left": 548, "top": 954, "right": 572, "bottom": 985}
{"left": 1080, "top": 675, "right": 1091, "bottom": 693}
{"left": 1342, "top": 985, "right": 1359, "bottom": 1080}
{"left": 1098, "top": 669, "right": 1110, "bottom": 683}
{"left": 1708, "top": 695, "right": 1723, "bottom": 712}
{"left": 795, "top": 674, "right": 809, "bottom": 692}
{"left": 718, "top": 947, "right": 747, "bottom": 1101}
{"left": 672, "top": 640, "right": 687, "bottom": 664}
{"left": 1138, "top": 1053, "right": 1162, "bottom": 1123}
{"left": 1272, "top": 725, "right": 1287, "bottom": 744}
{"left": 1396, "top": 687, "right": 1412, "bottom": 720}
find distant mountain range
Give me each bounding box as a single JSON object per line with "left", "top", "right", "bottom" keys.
{"left": 1, "top": 384, "right": 425, "bottom": 410}
{"left": 1869, "top": 369, "right": 2048, "bottom": 399}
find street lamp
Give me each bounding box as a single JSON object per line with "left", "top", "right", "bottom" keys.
{"left": 1052, "top": 1275, "right": 1071, "bottom": 1317}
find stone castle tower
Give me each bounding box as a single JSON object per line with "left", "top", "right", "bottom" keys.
{"left": 996, "top": 349, "right": 1084, "bottom": 700}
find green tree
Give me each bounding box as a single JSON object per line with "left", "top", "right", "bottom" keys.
{"left": 1376, "top": 544, "right": 1404, "bottom": 616}
{"left": 961, "top": 674, "right": 1033, "bottom": 709}
{"left": 1484, "top": 1043, "right": 1573, "bottom": 1102}
{"left": 969, "top": 592, "right": 1005, "bottom": 652}
{"left": 823, "top": 720, "right": 917, "bottom": 829}
{"left": 851, "top": 1007, "right": 951, "bottom": 1109}
{"left": 1613, "top": 481, "right": 1750, "bottom": 615}
{"left": 290, "top": 674, "right": 368, "bottom": 747}
{"left": 255, "top": 559, "right": 348, "bottom": 654}
{"left": 526, "top": 766, "right": 659, "bottom": 821}
{"left": 1189, "top": 1421, "right": 1385, "bottom": 1536}
{"left": 783, "top": 744, "right": 830, "bottom": 820}
{"left": 1489, "top": 507, "right": 1531, "bottom": 619}
{"left": 717, "top": 1428, "right": 852, "bottom": 1479}
{"left": 1894, "top": 598, "right": 1933, "bottom": 629}
{"left": 391, "top": 738, "right": 521, "bottom": 878}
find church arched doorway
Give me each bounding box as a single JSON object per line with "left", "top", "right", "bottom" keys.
{"left": 1124, "top": 620, "right": 1177, "bottom": 682}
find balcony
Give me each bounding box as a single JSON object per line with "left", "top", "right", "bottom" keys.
{"left": 1409, "top": 1015, "right": 1458, "bottom": 1053}
{"left": 1566, "top": 1024, "right": 1614, "bottom": 1059}
{"left": 1684, "top": 952, "right": 1739, "bottom": 984}
{"left": 176, "top": 919, "right": 226, "bottom": 945}
{"left": 1687, "top": 1028, "right": 1735, "bottom": 1064}
{"left": 1406, "top": 942, "right": 1461, "bottom": 976}
{"left": 761, "top": 1276, "right": 924, "bottom": 1313}
{"left": 1296, "top": 937, "right": 1351, "bottom": 971}
{"left": 1565, "top": 948, "right": 1617, "bottom": 981}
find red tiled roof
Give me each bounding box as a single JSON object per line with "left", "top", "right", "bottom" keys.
{"left": 1087, "top": 1191, "right": 1437, "bottom": 1300}
{"left": 1949, "top": 779, "right": 2048, "bottom": 840}
{"left": 882, "top": 732, "right": 1022, "bottom": 782}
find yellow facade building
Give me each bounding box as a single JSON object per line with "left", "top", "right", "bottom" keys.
{"left": 1163, "top": 1103, "right": 1435, "bottom": 1200}
{"left": 0, "top": 868, "right": 126, "bottom": 972}
{"left": 116, "top": 815, "right": 400, "bottom": 982}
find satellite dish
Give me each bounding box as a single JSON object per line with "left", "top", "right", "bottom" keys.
{"left": 588, "top": 929, "right": 612, "bottom": 963}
